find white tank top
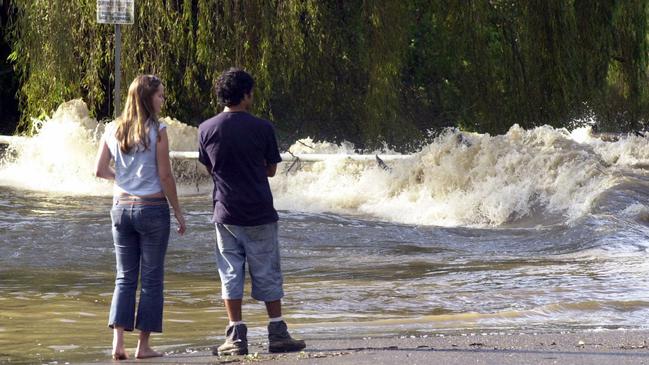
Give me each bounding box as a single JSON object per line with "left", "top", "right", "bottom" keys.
{"left": 105, "top": 121, "right": 166, "bottom": 196}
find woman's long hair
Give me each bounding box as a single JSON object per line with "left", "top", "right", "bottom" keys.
{"left": 115, "top": 75, "right": 162, "bottom": 153}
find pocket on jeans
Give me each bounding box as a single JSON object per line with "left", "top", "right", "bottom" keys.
{"left": 244, "top": 224, "right": 275, "bottom": 241}
{"left": 142, "top": 207, "right": 170, "bottom": 220}
{"left": 141, "top": 207, "right": 170, "bottom": 231}
{"left": 244, "top": 225, "right": 277, "bottom": 255}
{"left": 110, "top": 208, "right": 123, "bottom": 227}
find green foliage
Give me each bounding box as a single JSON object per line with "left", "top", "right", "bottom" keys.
{"left": 4, "top": 0, "right": 649, "bottom": 145}
{"left": 7, "top": 0, "right": 112, "bottom": 133}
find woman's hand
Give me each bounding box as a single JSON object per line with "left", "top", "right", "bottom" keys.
{"left": 174, "top": 210, "right": 186, "bottom": 235}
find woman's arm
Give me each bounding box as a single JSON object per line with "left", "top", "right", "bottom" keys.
{"left": 94, "top": 135, "right": 115, "bottom": 180}
{"left": 156, "top": 128, "right": 186, "bottom": 235}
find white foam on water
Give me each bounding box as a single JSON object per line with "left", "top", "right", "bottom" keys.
{"left": 2, "top": 100, "right": 642, "bottom": 227}
{"left": 0, "top": 100, "right": 107, "bottom": 193}
{"left": 48, "top": 345, "right": 79, "bottom": 351}
{"left": 568, "top": 126, "right": 649, "bottom": 168}
{"left": 0, "top": 100, "right": 199, "bottom": 195}
{"left": 273, "top": 125, "right": 618, "bottom": 226}
{"left": 621, "top": 203, "right": 649, "bottom": 223}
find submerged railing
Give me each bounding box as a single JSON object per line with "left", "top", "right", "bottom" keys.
{"left": 170, "top": 151, "right": 411, "bottom": 161}
{"left": 1, "top": 133, "right": 648, "bottom": 174}
{"left": 0, "top": 135, "right": 26, "bottom": 145}
{"left": 0, "top": 132, "right": 642, "bottom": 163}
{"left": 0, "top": 135, "right": 411, "bottom": 165}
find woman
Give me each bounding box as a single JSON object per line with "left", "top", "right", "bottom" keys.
{"left": 94, "top": 74, "right": 186, "bottom": 360}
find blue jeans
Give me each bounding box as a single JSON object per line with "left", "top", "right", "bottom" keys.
{"left": 108, "top": 198, "right": 170, "bottom": 332}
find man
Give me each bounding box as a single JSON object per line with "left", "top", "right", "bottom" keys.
{"left": 198, "top": 68, "right": 306, "bottom": 356}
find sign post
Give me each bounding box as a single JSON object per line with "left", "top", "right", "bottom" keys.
{"left": 97, "top": 0, "right": 134, "bottom": 118}
{"left": 114, "top": 24, "right": 121, "bottom": 119}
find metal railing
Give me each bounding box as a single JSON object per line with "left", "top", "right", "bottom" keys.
{"left": 0, "top": 135, "right": 412, "bottom": 163}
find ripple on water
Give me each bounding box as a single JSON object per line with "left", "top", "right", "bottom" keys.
{"left": 48, "top": 344, "right": 79, "bottom": 351}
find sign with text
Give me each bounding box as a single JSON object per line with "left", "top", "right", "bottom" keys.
{"left": 97, "top": 0, "right": 134, "bottom": 24}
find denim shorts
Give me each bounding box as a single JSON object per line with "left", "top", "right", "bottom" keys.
{"left": 214, "top": 222, "right": 284, "bottom": 302}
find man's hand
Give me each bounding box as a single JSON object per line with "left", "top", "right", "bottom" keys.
{"left": 266, "top": 163, "right": 277, "bottom": 177}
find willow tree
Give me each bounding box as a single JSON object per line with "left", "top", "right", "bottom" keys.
{"left": 8, "top": 0, "right": 111, "bottom": 132}
{"left": 0, "top": 0, "right": 18, "bottom": 134}
{"left": 5, "top": 0, "right": 649, "bottom": 145}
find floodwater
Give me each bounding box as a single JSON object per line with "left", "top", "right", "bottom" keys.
{"left": 2, "top": 100, "right": 649, "bottom": 364}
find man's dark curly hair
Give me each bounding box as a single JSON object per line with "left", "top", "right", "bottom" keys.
{"left": 214, "top": 68, "right": 255, "bottom": 107}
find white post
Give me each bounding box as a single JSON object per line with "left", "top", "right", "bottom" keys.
{"left": 98, "top": 0, "right": 132, "bottom": 117}
{"left": 114, "top": 24, "right": 122, "bottom": 118}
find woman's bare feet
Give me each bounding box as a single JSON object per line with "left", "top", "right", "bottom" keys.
{"left": 135, "top": 347, "right": 163, "bottom": 359}
{"left": 136, "top": 331, "right": 163, "bottom": 359}
{"left": 112, "top": 327, "right": 129, "bottom": 360}
{"left": 112, "top": 352, "right": 129, "bottom": 361}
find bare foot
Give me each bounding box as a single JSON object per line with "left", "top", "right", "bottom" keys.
{"left": 112, "top": 327, "right": 128, "bottom": 361}
{"left": 135, "top": 348, "right": 163, "bottom": 359}
{"left": 112, "top": 351, "right": 129, "bottom": 361}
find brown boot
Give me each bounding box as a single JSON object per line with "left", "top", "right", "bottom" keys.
{"left": 268, "top": 321, "right": 306, "bottom": 353}
{"left": 213, "top": 323, "right": 248, "bottom": 356}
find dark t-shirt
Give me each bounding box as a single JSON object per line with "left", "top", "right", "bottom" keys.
{"left": 198, "top": 111, "right": 282, "bottom": 226}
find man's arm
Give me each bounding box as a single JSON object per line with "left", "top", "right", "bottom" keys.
{"left": 266, "top": 163, "right": 277, "bottom": 177}
{"left": 264, "top": 123, "right": 281, "bottom": 178}
{"left": 197, "top": 130, "right": 213, "bottom": 175}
